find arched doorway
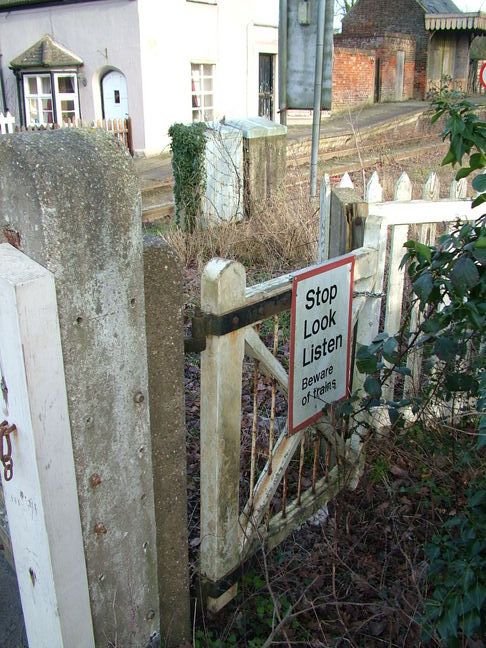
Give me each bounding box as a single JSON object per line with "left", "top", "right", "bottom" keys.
{"left": 101, "top": 70, "right": 128, "bottom": 120}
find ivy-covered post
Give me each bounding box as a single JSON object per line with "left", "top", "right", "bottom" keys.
{"left": 169, "top": 122, "right": 207, "bottom": 231}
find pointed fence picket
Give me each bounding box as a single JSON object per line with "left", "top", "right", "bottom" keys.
{"left": 0, "top": 111, "right": 15, "bottom": 134}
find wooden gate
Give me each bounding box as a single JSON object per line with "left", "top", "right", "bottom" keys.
{"left": 197, "top": 170, "right": 480, "bottom": 610}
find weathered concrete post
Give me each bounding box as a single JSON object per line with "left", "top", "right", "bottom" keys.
{"left": 143, "top": 237, "right": 190, "bottom": 646}
{"left": 226, "top": 117, "right": 287, "bottom": 218}
{"left": 0, "top": 130, "right": 159, "bottom": 647}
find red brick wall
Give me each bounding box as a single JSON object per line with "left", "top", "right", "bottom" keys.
{"left": 334, "top": 33, "right": 415, "bottom": 103}
{"left": 332, "top": 47, "right": 376, "bottom": 109}
{"left": 340, "top": 0, "right": 429, "bottom": 98}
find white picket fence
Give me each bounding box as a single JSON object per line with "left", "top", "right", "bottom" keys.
{"left": 0, "top": 112, "right": 133, "bottom": 154}
{"left": 0, "top": 111, "right": 15, "bottom": 134}
{"left": 198, "top": 169, "right": 481, "bottom": 608}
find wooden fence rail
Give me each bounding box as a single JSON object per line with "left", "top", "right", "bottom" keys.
{"left": 199, "top": 169, "right": 481, "bottom": 611}
{"left": 0, "top": 112, "right": 133, "bottom": 155}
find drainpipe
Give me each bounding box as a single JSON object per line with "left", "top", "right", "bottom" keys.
{"left": 0, "top": 53, "right": 7, "bottom": 112}
{"left": 310, "top": 0, "right": 326, "bottom": 198}
{"left": 278, "top": 0, "right": 288, "bottom": 126}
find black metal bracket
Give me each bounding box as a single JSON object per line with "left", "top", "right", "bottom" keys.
{"left": 184, "top": 288, "right": 292, "bottom": 353}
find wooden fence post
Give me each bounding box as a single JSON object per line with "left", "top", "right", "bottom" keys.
{"left": 200, "top": 259, "right": 246, "bottom": 610}
{"left": 0, "top": 244, "right": 94, "bottom": 648}
{"left": 329, "top": 187, "right": 368, "bottom": 259}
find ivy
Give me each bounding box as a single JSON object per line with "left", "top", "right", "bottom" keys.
{"left": 168, "top": 122, "right": 207, "bottom": 231}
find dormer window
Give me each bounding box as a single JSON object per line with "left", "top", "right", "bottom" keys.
{"left": 10, "top": 35, "right": 83, "bottom": 126}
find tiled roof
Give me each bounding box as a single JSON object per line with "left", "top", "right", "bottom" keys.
{"left": 0, "top": 0, "right": 59, "bottom": 8}
{"left": 418, "top": 0, "right": 460, "bottom": 14}
{"left": 0, "top": 0, "right": 104, "bottom": 10}
{"left": 10, "top": 35, "right": 83, "bottom": 69}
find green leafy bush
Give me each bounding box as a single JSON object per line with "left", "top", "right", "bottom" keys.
{"left": 344, "top": 96, "right": 486, "bottom": 646}
{"left": 421, "top": 479, "right": 486, "bottom": 645}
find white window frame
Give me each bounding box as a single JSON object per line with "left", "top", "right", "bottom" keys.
{"left": 191, "top": 62, "right": 215, "bottom": 122}
{"left": 23, "top": 74, "right": 54, "bottom": 126}
{"left": 54, "top": 73, "right": 79, "bottom": 124}
{"left": 23, "top": 71, "right": 80, "bottom": 126}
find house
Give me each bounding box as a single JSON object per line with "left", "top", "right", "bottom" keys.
{"left": 336, "top": 0, "right": 486, "bottom": 100}
{"left": 0, "top": 0, "right": 279, "bottom": 155}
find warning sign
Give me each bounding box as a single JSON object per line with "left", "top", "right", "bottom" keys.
{"left": 288, "top": 255, "right": 354, "bottom": 434}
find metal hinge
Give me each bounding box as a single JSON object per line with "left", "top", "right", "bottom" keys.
{"left": 184, "top": 289, "right": 292, "bottom": 353}
{"left": 1, "top": 420, "right": 16, "bottom": 482}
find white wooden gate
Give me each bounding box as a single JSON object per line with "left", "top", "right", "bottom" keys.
{"left": 198, "top": 170, "right": 480, "bottom": 609}
{"left": 0, "top": 244, "right": 94, "bottom": 648}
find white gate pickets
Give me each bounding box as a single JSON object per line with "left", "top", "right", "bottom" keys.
{"left": 0, "top": 244, "right": 94, "bottom": 648}
{"left": 0, "top": 111, "right": 15, "bottom": 134}
{"left": 199, "top": 170, "right": 481, "bottom": 610}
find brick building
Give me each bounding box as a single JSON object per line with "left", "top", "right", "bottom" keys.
{"left": 334, "top": 0, "right": 486, "bottom": 104}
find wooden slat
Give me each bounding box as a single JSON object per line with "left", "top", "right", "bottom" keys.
{"left": 244, "top": 327, "right": 288, "bottom": 395}
{"left": 239, "top": 424, "right": 304, "bottom": 556}
{"left": 200, "top": 259, "right": 246, "bottom": 583}
{"left": 382, "top": 224, "right": 409, "bottom": 400}
{"left": 366, "top": 171, "right": 383, "bottom": 203}
{"left": 450, "top": 178, "right": 467, "bottom": 199}
{"left": 318, "top": 173, "right": 331, "bottom": 262}
{"left": 338, "top": 172, "right": 354, "bottom": 188}
{"left": 370, "top": 199, "right": 478, "bottom": 224}
{"left": 382, "top": 176, "right": 411, "bottom": 401}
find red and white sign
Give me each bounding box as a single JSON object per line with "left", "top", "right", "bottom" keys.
{"left": 288, "top": 255, "right": 354, "bottom": 435}
{"left": 480, "top": 63, "right": 486, "bottom": 90}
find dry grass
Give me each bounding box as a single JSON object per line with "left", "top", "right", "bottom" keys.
{"left": 164, "top": 182, "right": 319, "bottom": 276}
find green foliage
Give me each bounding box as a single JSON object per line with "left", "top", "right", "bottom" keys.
{"left": 168, "top": 122, "right": 207, "bottom": 231}
{"left": 421, "top": 479, "right": 486, "bottom": 646}
{"left": 341, "top": 95, "right": 486, "bottom": 645}
{"left": 430, "top": 90, "right": 486, "bottom": 208}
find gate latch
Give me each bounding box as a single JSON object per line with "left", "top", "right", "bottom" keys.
{"left": 1, "top": 420, "right": 16, "bottom": 482}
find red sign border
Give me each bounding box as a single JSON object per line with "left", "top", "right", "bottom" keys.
{"left": 288, "top": 255, "right": 355, "bottom": 435}
{"left": 480, "top": 63, "right": 486, "bottom": 90}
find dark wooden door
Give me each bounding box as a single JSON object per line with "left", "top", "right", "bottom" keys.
{"left": 259, "top": 54, "right": 274, "bottom": 120}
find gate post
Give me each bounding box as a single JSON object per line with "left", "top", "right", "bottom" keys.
{"left": 0, "top": 244, "right": 94, "bottom": 648}
{"left": 0, "top": 130, "right": 159, "bottom": 647}
{"left": 200, "top": 259, "right": 246, "bottom": 609}
{"left": 144, "top": 237, "right": 190, "bottom": 645}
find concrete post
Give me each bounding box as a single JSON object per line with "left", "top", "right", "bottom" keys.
{"left": 0, "top": 130, "right": 159, "bottom": 647}
{"left": 143, "top": 237, "right": 190, "bottom": 646}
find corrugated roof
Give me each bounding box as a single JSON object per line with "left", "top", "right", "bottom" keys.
{"left": 10, "top": 35, "right": 83, "bottom": 69}
{"left": 418, "top": 0, "right": 460, "bottom": 14}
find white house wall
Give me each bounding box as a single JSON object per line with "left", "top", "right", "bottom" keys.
{"left": 137, "top": 0, "right": 279, "bottom": 154}
{"left": 0, "top": 0, "right": 278, "bottom": 154}
{"left": 0, "top": 0, "right": 146, "bottom": 149}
